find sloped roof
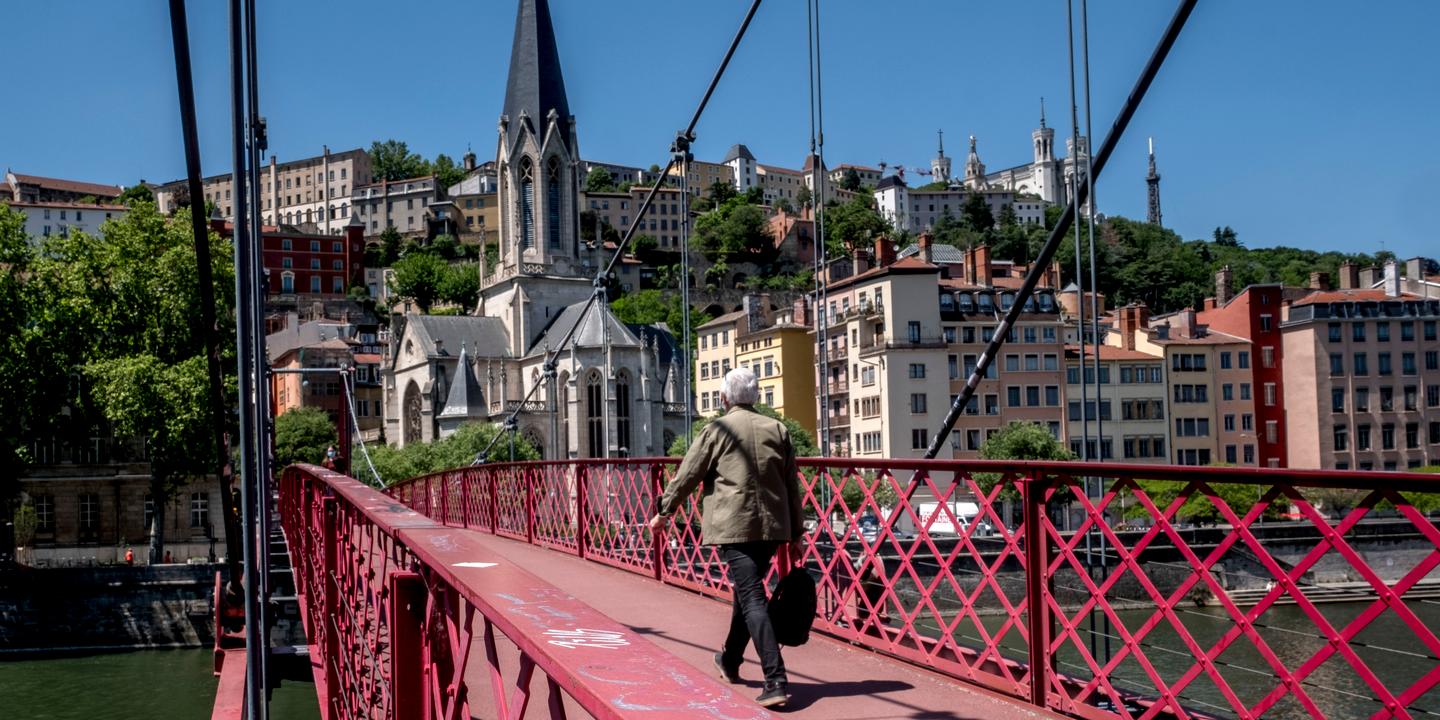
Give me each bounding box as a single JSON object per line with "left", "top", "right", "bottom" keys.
{"left": 502, "top": 0, "right": 572, "bottom": 153}
{"left": 897, "top": 242, "right": 966, "bottom": 264}
{"left": 8, "top": 173, "right": 122, "bottom": 198}
{"left": 1290, "top": 288, "right": 1415, "bottom": 306}
{"left": 723, "top": 144, "right": 756, "bottom": 163}
{"left": 876, "top": 175, "right": 906, "bottom": 190}
{"left": 266, "top": 321, "right": 354, "bottom": 363}
{"left": 407, "top": 314, "right": 511, "bottom": 359}
{"left": 437, "top": 346, "right": 487, "bottom": 420}
{"left": 698, "top": 309, "right": 746, "bottom": 329}
{"left": 525, "top": 300, "right": 640, "bottom": 357}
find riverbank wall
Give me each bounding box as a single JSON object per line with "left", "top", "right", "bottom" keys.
{"left": 0, "top": 563, "right": 222, "bottom": 654}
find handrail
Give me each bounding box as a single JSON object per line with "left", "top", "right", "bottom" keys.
{"left": 385, "top": 458, "right": 1440, "bottom": 720}
{"left": 279, "top": 463, "right": 769, "bottom": 720}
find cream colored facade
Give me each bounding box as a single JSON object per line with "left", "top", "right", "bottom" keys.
{"left": 156, "top": 146, "right": 372, "bottom": 235}
{"left": 757, "top": 164, "right": 805, "bottom": 206}
{"left": 1063, "top": 346, "right": 1168, "bottom": 463}
{"left": 668, "top": 160, "right": 733, "bottom": 197}
{"left": 696, "top": 311, "right": 742, "bottom": 416}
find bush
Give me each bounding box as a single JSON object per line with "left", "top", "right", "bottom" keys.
{"left": 356, "top": 422, "right": 541, "bottom": 487}
{"left": 274, "top": 407, "right": 336, "bottom": 469}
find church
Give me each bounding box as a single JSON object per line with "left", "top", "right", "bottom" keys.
{"left": 382, "top": 0, "right": 690, "bottom": 459}
{"left": 933, "top": 101, "right": 1091, "bottom": 208}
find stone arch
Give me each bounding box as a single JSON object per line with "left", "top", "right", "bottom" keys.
{"left": 522, "top": 426, "right": 545, "bottom": 459}
{"left": 403, "top": 380, "right": 423, "bottom": 446}
{"left": 517, "top": 155, "right": 536, "bottom": 250}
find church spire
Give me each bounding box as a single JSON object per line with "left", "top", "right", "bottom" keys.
{"left": 964, "top": 135, "right": 987, "bottom": 190}
{"left": 1039, "top": 96, "right": 1047, "bottom": 129}
{"left": 1146, "top": 137, "right": 1163, "bottom": 226}
{"left": 931, "top": 128, "right": 952, "bottom": 182}
{"left": 502, "top": 0, "right": 572, "bottom": 153}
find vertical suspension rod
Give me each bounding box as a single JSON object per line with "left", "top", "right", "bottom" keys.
{"left": 923, "top": 0, "right": 1198, "bottom": 459}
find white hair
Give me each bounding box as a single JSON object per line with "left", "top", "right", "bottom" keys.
{"left": 721, "top": 367, "right": 760, "bottom": 406}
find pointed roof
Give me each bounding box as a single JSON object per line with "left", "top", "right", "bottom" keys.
{"left": 503, "top": 0, "right": 572, "bottom": 153}
{"left": 438, "top": 344, "right": 487, "bottom": 420}
{"left": 723, "top": 144, "right": 756, "bottom": 163}
{"left": 525, "top": 300, "right": 642, "bottom": 358}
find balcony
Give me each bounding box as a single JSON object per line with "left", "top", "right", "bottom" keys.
{"left": 860, "top": 334, "right": 948, "bottom": 356}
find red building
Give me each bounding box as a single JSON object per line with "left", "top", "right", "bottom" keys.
{"left": 1196, "top": 267, "right": 1294, "bottom": 467}
{"left": 211, "top": 215, "right": 364, "bottom": 297}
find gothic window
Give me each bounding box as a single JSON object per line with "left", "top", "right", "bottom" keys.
{"left": 586, "top": 371, "right": 604, "bottom": 458}
{"left": 546, "top": 156, "right": 562, "bottom": 249}
{"left": 558, "top": 372, "right": 570, "bottom": 458}
{"left": 522, "top": 427, "right": 546, "bottom": 459}
{"left": 404, "top": 381, "right": 423, "bottom": 445}
{"left": 615, "top": 372, "right": 632, "bottom": 456}
{"left": 518, "top": 156, "right": 535, "bottom": 249}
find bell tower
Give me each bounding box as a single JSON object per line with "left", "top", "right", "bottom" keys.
{"left": 931, "top": 129, "right": 951, "bottom": 183}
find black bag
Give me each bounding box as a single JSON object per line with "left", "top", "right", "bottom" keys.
{"left": 768, "top": 566, "right": 817, "bottom": 646}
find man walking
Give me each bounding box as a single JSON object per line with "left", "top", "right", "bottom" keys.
{"left": 649, "top": 367, "right": 805, "bottom": 708}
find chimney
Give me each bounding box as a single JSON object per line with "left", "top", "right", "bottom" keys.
{"left": 972, "top": 244, "right": 993, "bottom": 286}
{"left": 1135, "top": 303, "right": 1150, "bottom": 330}
{"left": 1044, "top": 262, "right": 1061, "bottom": 290}
{"left": 433, "top": 338, "right": 445, "bottom": 356}
{"left": 1406, "top": 257, "right": 1426, "bottom": 283}
{"left": 1383, "top": 260, "right": 1402, "bottom": 297}
{"left": 851, "top": 247, "right": 872, "bottom": 275}
{"left": 1359, "top": 265, "right": 1380, "bottom": 288}
{"left": 917, "top": 232, "right": 934, "bottom": 264}
{"left": 1119, "top": 305, "right": 1138, "bottom": 351}
{"left": 874, "top": 235, "right": 896, "bottom": 267}
{"left": 323, "top": 144, "right": 330, "bottom": 156}
{"left": 1203, "top": 297, "right": 1216, "bottom": 312}
{"left": 1338, "top": 261, "right": 1360, "bottom": 290}
{"left": 1215, "top": 265, "right": 1234, "bottom": 307}
{"left": 1155, "top": 324, "right": 1171, "bottom": 340}
{"left": 1177, "top": 308, "right": 1197, "bottom": 337}
{"left": 792, "top": 297, "right": 809, "bottom": 326}
{"left": 1309, "top": 271, "right": 1330, "bottom": 291}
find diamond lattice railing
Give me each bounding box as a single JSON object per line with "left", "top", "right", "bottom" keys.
{"left": 388, "top": 458, "right": 1440, "bottom": 720}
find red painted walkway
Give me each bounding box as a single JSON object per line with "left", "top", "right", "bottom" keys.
{"left": 458, "top": 528, "right": 1059, "bottom": 720}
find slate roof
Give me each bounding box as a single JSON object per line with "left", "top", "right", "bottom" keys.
{"left": 8, "top": 172, "right": 122, "bottom": 198}
{"left": 406, "top": 315, "right": 511, "bottom": 359}
{"left": 266, "top": 321, "right": 354, "bottom": 363}
{"left": 898, "top": 242, "right": 966, "bottom": 265}
{"left": 503, "top": 0, "right": 572, "bottom": 153}
{"left": 723, "top": 144, "right": 756, "bottom": 163}
{"left": 876, "top": 175, "right": 906, "bottom": 190}
{"left": 525, "top": 300, "right": 640, "bottom": 358}
{"left": 438, "top": 345, "right": 487, "bottom": 420}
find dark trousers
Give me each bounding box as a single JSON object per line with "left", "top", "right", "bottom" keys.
{"left": 720, "top": 541, "right": 786, "bottom": 684}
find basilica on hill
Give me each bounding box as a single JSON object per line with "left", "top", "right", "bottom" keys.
{"left": 383, "top": 0, "right": 689, "bottom": 459}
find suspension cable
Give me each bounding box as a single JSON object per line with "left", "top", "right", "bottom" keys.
{"left": 474, "top": 0, "right": 765, "bottom": 463}
{"left": 1066, "top": 0, "right": 1091, "bottom": 470}
{"left": 923, "top": 0, "right": 1198, "bottom": 459}
{"left": 808, "top": 0, "right": 832, "bottom": 458}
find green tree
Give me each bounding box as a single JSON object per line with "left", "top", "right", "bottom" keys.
{"left": 369, "top": 139, "right": 430, "bottom": 181}
{"left": 273, "top": 406, "right": 337, "bottom": 469}
{"left": 430, "top": 234, "right": 459, "bottom": 260}
{"left": 13, "top": 502, "right": 37, "bottom": 550}
{"left": 773, "top": 197, "right": 795, "bottom": 214}
{"left": 584, "top": 167, "right": 617, "bottom": 193}
{"left": 708, "top": 180, "right": 737, "bottom": 205}
{"left": 431, "top": 153, "right": 466, "bottom": 189}
{"left": 838, "top": 167, "right": 862, "bottom": 191}
{"left": 0, "top": 206, "right": 41, "bottom": 501}
{"left": 795, "top": 185, "right": 813, "bottom": 210}
{"left": 87, "top": 355, "right": 212, "bottom": 561}
{"left": 389, "top": 251, "right": 449, "bottom": 312}
{"left": 997, "top": 203, "right": 1018, "bottom": 228}
{"left": 438, "top": 263, "right": 481, "bottom": 308}
{"left": 693, "top": 197, "right": 772, "bottom": 263}
{"left": 1212, "top": 225, "right": 1240, "bottom": 247}
{"left": 118, "top": 183, "right": 155, "bottom": 207}
{"left": 379, "top": 226, "right": 403, "bottom": 265}
{"left": 960, "top": 192, "right": 995, "bottom": 233}
{"left": 975, "top": 421, "right": 1074, "bottom": 497}
{"left": 357, "top": 422, "right": 540, "bottom": 486}
{"left": 823, "top": 194, "right": 889, "bottom": 256}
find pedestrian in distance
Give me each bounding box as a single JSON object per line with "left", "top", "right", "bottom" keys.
{"left": 124, "top": 547, "right": 134, "bottom": 566}
{"left": 649, "top": 367, "right": 805, "bottom": 708}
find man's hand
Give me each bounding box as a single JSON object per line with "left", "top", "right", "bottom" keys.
{"left": 648, "top": 514, "right": 671, "bottom": 533}
{"left": 789, "top": 537, "right": 805, "bottom": 557}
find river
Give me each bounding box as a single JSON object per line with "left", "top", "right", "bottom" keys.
{"left": 0, "top": 649, "right": 320, "bottom": 719}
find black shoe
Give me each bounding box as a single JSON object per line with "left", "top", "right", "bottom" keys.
{"left": 756, "top": 682, "right": 788, "bottom": 708}
{"left": 713, "top": 652, "right": 741, "bottom": 684}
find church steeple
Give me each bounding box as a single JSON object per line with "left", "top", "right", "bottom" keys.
{"left": 931, "top": 129, "right": 952, "bottom": 182}
{"left": 502, "top": 0, "right": 572, "bottom": 154}
{"left": 964, "top": 135, "right": 987, "bottom": 190}
{"left": 1146, "top": 137, "right": 1163, "bottom": 226}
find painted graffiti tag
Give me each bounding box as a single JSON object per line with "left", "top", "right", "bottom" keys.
{"left": 544, "top": 627, "right": 629, "bottom": 650}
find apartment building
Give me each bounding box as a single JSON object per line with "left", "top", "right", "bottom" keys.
{"left": 874, "top": 176, "right": 1042, "bottom": 233}
{"left": 3, "top": 171, "right": 121, "bottom": 204}
{"left": 1196, "top": 268, "right": 1291, "bottom": 467}
{"left": 829, "top": 164, "right": 885, "bottom": 189}
{"left": 757, "top": 164, "right": 805, "bottom": 206}
{"left": 735, "top": 304, "right": 816, "bottom": 436}
{"left": 1064, "top": 341, "right": 1169, "bottom": 463}
{"left": 1282, "top": 263, "right": 1440, "bottom": 470}
{"left": 581, "top": 160, "right": 654, "bottom": 187}
{"left": 668, "top": 159, "right": 733, "bottom": 197}
{"left": 156, "top": 146, "right": 372, "bottom": 235}
{"left": 5, "top": 200, "right": 127, "bottom": 241}
{"left": 351, "top": 175, "right": 444, "bottom": 238}
{"left": 696, "top": 310, "right": 741, "bottom": 416}
{"left": 584, "top": 186, "right": 688, "bottom": 250}
{"left": 448, "top": 163, "right": 500, "bottom": 245}
{"left": 210, "top": 215, "right": 364, "bottom": 297}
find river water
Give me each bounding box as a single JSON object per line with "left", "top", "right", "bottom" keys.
{"left": 0, "top": 649, "right": 320, "bottom": 719}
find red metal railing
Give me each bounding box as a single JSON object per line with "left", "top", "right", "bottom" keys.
{"left": 278, "top": 463, "right": 772, "bottom": 720}
{"left": 389, "top": 458, "right": 1440, "bottom": 720}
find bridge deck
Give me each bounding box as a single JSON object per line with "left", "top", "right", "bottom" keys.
{"left": 458, "top": 528, "right": 1059, "bottom": 720}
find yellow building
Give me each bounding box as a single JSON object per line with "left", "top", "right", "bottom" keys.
{"left": 696, "top": 310, "right": 742, "bottom": 417}
{"left": 735, "top": 315, "right": 817, "bottom": 436}
{"left": 668, "top": 160, "right": 734, "bottom": 198}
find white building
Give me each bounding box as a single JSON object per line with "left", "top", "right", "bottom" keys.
{"left": 723, "top": 144, "right": 758, "bottom": 195}
{"left": 874, "top": 176, "right": 1041, "bottom": 233}
{"left": 4, "top": 200, "right": 128, "bottom": 242}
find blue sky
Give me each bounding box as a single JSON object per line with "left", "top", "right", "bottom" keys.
{"left": 3, "top": 1, "right": 1435, "bottom": 259}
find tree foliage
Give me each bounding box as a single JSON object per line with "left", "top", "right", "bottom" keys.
{"left": 357, "top": 422, "right": 540, "bottom": 487}
{"left": 389, "top": 251, "right": 449, "bottom": 312}
{"left": 838, "top": 168, "right": 862, "bottom": 191}
{"left": 431, "top": 153, "right": 466, "bottom": 189}
{"left": 694, "top": 196, "right": 772, "bottom": 263}
{"left": 822, "top": 194, "right": 889, "bottom": 256}
{"left": 584, "top": 167, "right": 617, "bottom": 193}
{"left": 274, "top": 407, "right": 337, "bottom": 469}
{"left": 118, "top": 183, "right": 155, "bottom": 207}
{"left": 975, "top": 421, "right": 1074, "bottom": 497}
{"left": 369, "top": 139, "right": 431, "bottom": 181}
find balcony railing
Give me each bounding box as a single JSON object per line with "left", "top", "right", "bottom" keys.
{"left": 388, "top": 458, "right": 1440, "bottom": 720}
{"left": 860, "top": 335, "right": 948, "bottom": 355}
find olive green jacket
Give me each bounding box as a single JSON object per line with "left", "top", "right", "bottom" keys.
{"left": 658, "top": 405, "right": 804, "bottom": 545}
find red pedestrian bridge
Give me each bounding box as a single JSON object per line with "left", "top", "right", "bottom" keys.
{"left": 227, "top": 458, "right": 1440, "bottom": 719}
